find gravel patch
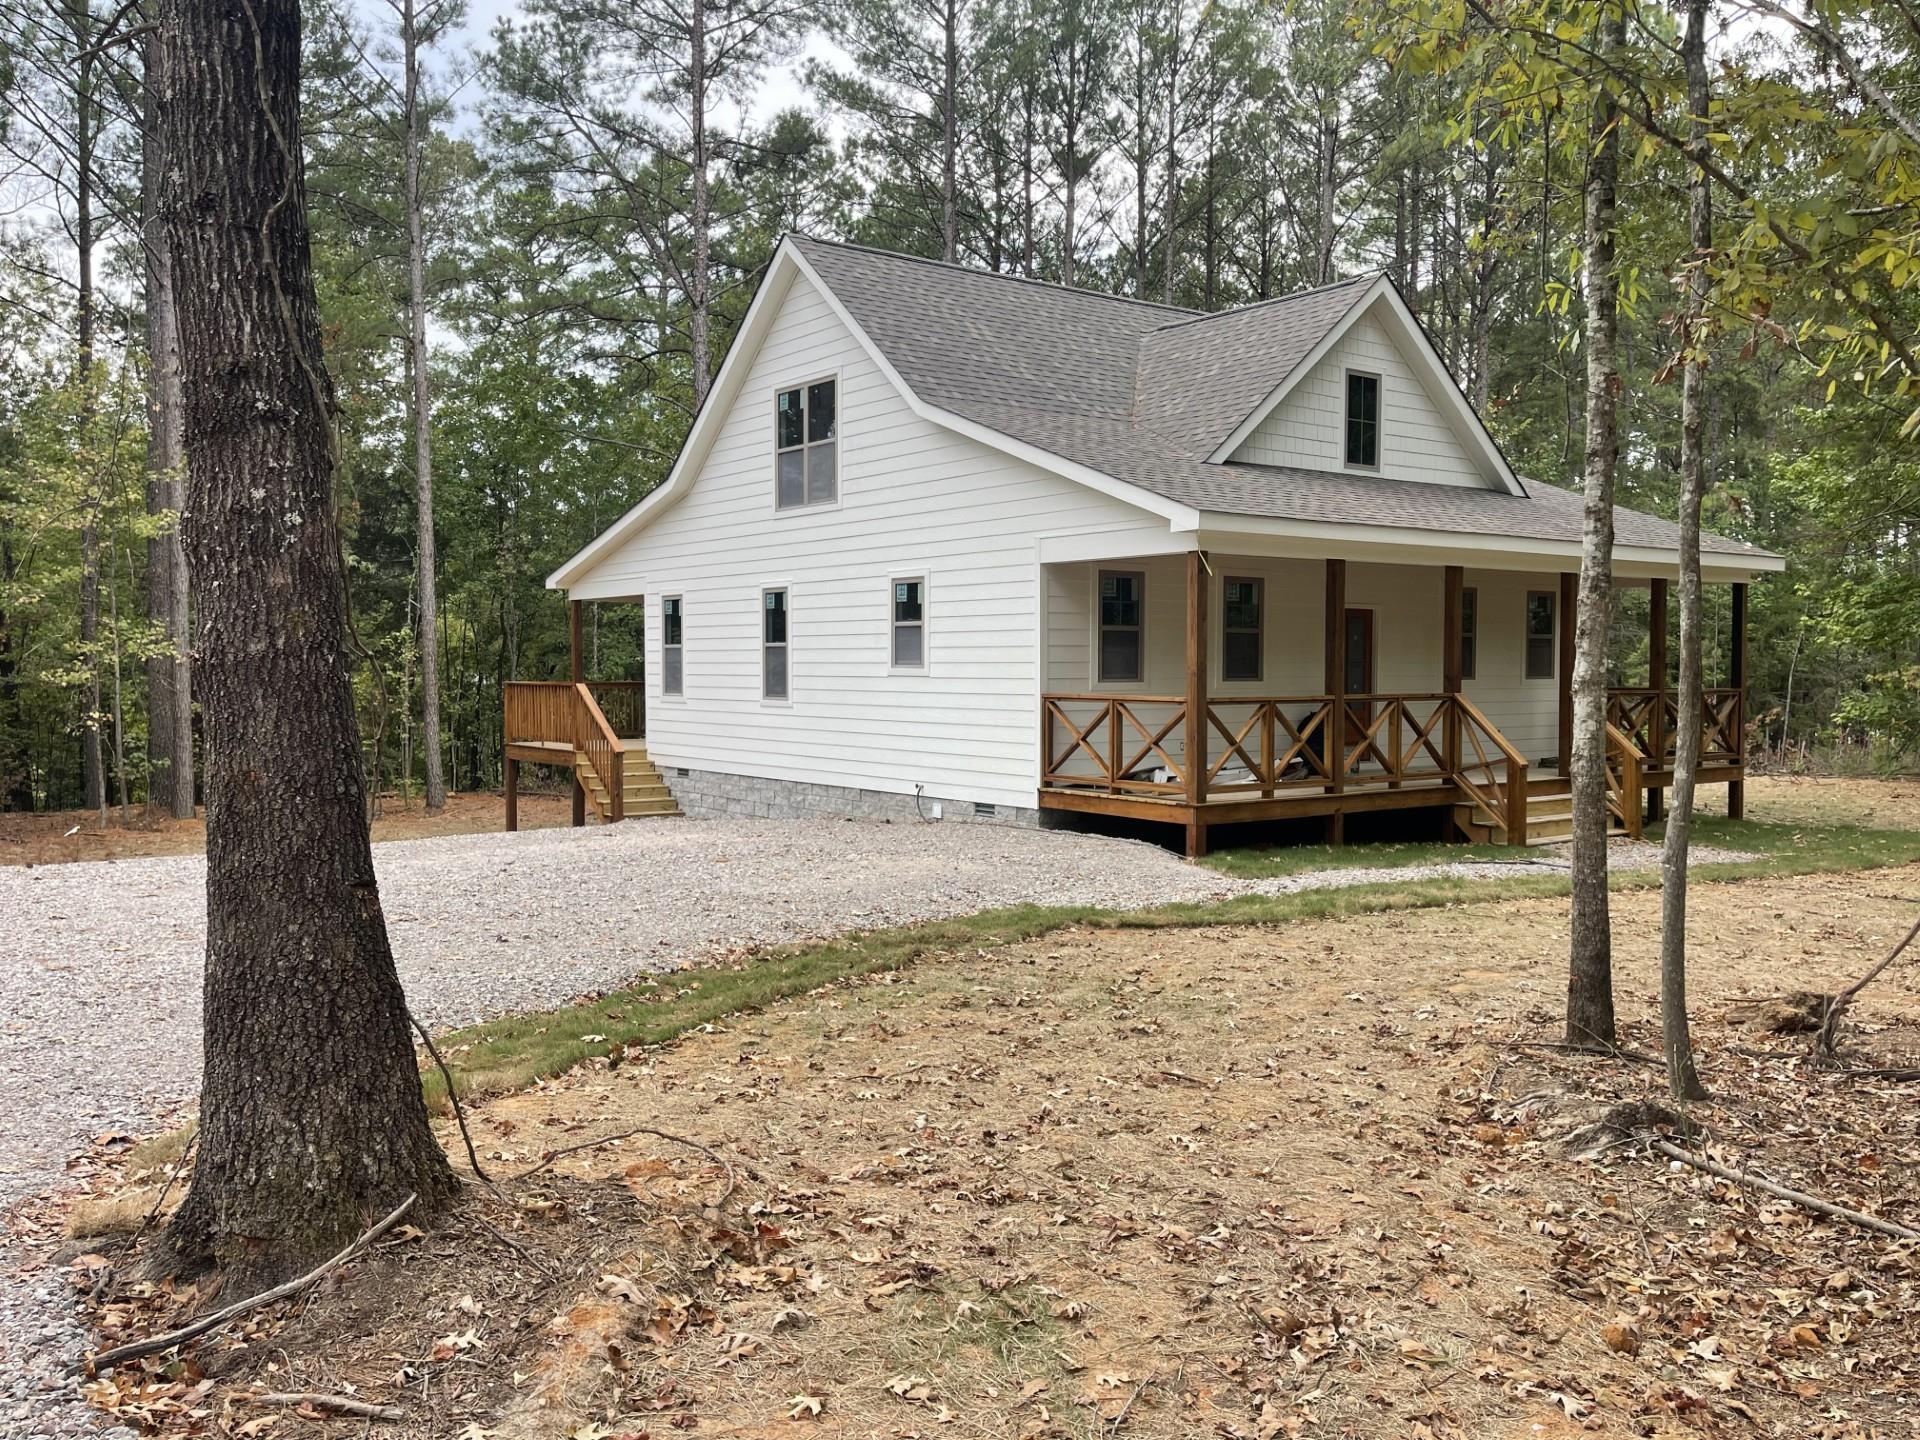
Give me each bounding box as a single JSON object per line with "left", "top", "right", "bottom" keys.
{"left": 0, "top": 815, "right": 1753, "bottom": 1438}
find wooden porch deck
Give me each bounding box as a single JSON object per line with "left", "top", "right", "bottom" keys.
{"left": 1038, "top": 686, "right": 1746, "bottom": 856}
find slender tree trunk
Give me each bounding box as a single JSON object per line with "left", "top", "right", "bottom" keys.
{"left": 1021, "top": 84, "right": 1035, "bottom": 277}
{"left": 1660, "top": 0, "right": 1714, "bottom": 1103}
{"left": 143, "top": 19, "right": 195, "bottom": 820}
{"left": 403, "top": 0, "right": 445, "bottom": 811}
{"left": 156, "top": 0, "right": 456, "bottom": 1290}
{"left": 1162, "top": 17, "right": 1180, "bottom": 304}
{"left": 942, "top": 0, "right": 959, "bottom": 264}
{"left": 1565, "top": 7, "right": 1624, "bottom": 1050}
{"left": 71, "top": 8, "right": 105, "bottom": 825}
{"left": 688, "top": 0, "right": 712, "bottom": 411}
{"left": 110, "top": 549, "right": 129, "bottom": 824}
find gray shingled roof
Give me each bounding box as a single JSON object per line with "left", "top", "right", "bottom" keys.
{"left": 789, "top": 237, "right": 1776, "bottom": 564}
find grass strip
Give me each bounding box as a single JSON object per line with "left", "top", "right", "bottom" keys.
{"left": 426, "top": 815, "right": 1920, "bottom": 1105}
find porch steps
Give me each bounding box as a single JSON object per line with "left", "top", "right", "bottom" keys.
{"left": 576, "top": 745, "right": 682, "bottom": 822}
{"left": 1452, "top": 788, "right": 1584, "bottom": 847}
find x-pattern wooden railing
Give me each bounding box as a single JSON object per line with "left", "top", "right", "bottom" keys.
{"left": 1606, "top": 687, "right": 1744, "bottom": 767}
{"left": 1044, "top": 692, "right": 1528, "bottom": 833}
{"left": 1042, "top": 694, "right": 1189, "bottom": 793}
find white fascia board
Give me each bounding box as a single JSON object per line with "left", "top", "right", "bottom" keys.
{"left": 545, "top": 248, "right": 803, "bottom": 591}
{"left": 1036, "top": 527, "right": 1198, "bottom": 565}
{"left": 1205, "top": 278, "right": 1525, "bottom": 497}
{"left": 1194, "top": 511, "right": 1787, "bottom": 579}
{"left": 783, "top": 245, "right": 1198, "bottom": 531}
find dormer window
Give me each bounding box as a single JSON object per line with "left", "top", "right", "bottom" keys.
{"left": 776, "top": 379, "right": 837, "bottom": 508}
{"left": 1345, "top": 371, "right": 1380, "bottom": 469}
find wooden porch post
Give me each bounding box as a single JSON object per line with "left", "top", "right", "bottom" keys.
{"left": 1557, "top": 570, "right": 1577, "bottom": 776}
{"left": 1648, "top": 577, "right": 1668, "bottom": 821}
{"left": 1729, "top": 580, "right": 1748, "bottom": 820}
{"left": 1442, "top": 565, "right": 1463, "bottom": 775}
{"left": 1324, "top": 558, "right": 1347, "bottom": 845}
{"left": 504, "top": 756, "right": 519, "bottom": 832}
{"left": 1184, "top": 550, "right": 1209, "bottom": 858}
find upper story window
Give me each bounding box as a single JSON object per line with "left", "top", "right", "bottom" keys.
{"left": 891, "top": 578, "right": 926, "bottom": 669}
{"left": 1098, "top": 569, "right": 1144, "bottom": 684}
{"left": 1221, "top": 576, "right": 1262, "bottom": 682}
{"left": 662, "top": 595, "right": 684, "bottom": 695}
{"left": 1345, "top": 371, "right": 1381, "bottom": 469}
{"left": 776, "top": 379, "right": 837, "bottom": 508}
{"left": 1525, "top": 589, "right": 1555, "bottom": 680}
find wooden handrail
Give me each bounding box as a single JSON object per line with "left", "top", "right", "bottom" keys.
{"left": 573, "top": 683, "right": 624, "bottom": 822}
{"left": 1604, "top": 721, "right": 1645, "bottom": 840}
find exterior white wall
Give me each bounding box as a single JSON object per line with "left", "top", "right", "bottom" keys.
{"left": 572, "top": 273, "right": 1169, "bottom": 811}
{"left": 1227, "top": 310, "right": 1489, "bottom": 487}
{"left": 1044, "top": 559, "right": 1568, "bottom": 768}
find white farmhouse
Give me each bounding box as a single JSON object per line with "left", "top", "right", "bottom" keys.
{"left": 512, "top": 236, "right": 1782, "bottom": 856}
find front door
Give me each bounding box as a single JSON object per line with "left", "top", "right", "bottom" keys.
{"left": 1344, "top": 607, "right": 1376, "bottom": 720}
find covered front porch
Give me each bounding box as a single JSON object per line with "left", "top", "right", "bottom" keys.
{"left": 1038, "top": 550, "right": 1748, "bottom": 856}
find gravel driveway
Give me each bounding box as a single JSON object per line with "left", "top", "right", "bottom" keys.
{"left": 0, "top": 816, "right": 1744, "bottom": 1437}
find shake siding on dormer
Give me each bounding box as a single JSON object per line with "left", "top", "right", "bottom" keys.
{"left": 1225, "top": 311, "right": 1487, "bottom": 488}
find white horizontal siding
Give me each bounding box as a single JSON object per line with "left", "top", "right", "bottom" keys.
{"left": 1229, "top": 310, "right": 1488, "bottom": 487}
{"left": 577, "top": 274, "right": 1166, "bottom": 809}
{"left": 1046, "top": 558, "right": 1566, "bottom": 768}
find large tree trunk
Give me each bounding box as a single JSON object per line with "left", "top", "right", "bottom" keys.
{"left": 1565, "top": 8, "right": 1624, "bottom": 1050}
{"left": 156, "top": 0, "right": 456, "bottom": 1291}
{"left": 404, "top": 0, "right": 445, "bottom": 812}
{"left": 688, "top": 0, "right": 712, "bottom": 411}
{"left": 143, "top": 18, "right": 194, "bottom": 820}
{"left": 1660, "top": 0, "right": 1714, "bottom": 1103}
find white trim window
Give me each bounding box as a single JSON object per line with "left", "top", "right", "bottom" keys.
{"left": 1345, "top": 370, "right": 1381, "bottom": 470}
{"left": 891, "top": 576, "right": 926, "bottom": 669}
{"left": 1098, "top": 569, "right": 1145, "bottom": 684}
{"left": 775, "top": 378, "right": 837, "bottom": 508}
{"left": 1525, "top": 589, "right": 1555, "bottom": 680}
{"left": 662, "top": 595, "right": 684, "bottom": 695}
{"left": 1221, "top": 575, "right": 1263, "bottom": 683}
{"left": 762, "top": 587, "right": 790, "bottom": 699}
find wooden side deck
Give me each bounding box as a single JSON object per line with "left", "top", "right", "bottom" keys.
{"left": 502, "top": 680, "right": 678, "bottom": 828}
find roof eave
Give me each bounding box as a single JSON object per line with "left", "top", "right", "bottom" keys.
{"left": 1191, "top": 509, "right": 1786, "bottom": 579}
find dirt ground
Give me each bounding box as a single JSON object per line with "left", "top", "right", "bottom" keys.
{"left": 0, "top": 789, "right": 570, "bottom": 866}
{"left": 69, "top": 864, "right": 1920, "bottom": 1439}
{"left": 1699, "top": 773, "right": 1920, "bottom": 831}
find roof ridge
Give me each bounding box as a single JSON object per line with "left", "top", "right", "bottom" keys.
{"left": 786, "top": 233, "right": 1203, "bottom": 317}
{"left": 1145, "top": 271, "right": 1383, "bottom": 334}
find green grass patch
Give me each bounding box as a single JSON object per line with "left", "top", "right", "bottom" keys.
{"left": 1200, "top": 836, "right": 1512, "bottom": 878}
{"left": 424, "top": 816, "right": 1920, "bottom": 1109}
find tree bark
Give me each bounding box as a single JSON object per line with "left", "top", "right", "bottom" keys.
{"left": 71, "top": 1, "right": 105, "bottom": 825}
{"left": 143, "top": 17, "right": 195, "bottom": 820}
{"left": 1565, "top": 7, "right": 1624, "bottom": 1050}
{"left": 156, "top": 0, "right": 456, "bottom": 1290}
{"left": 1660, "top": 0, "right": 1714, "bottom": 1104}
{"left": 403, "top": 0, "right": 445, "bottom": 812}
{"left": 942, "top": 0, "right": 959, "bottom": 264}
{"left": 688, "top": 0, "right": 713, "bottom": 411}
